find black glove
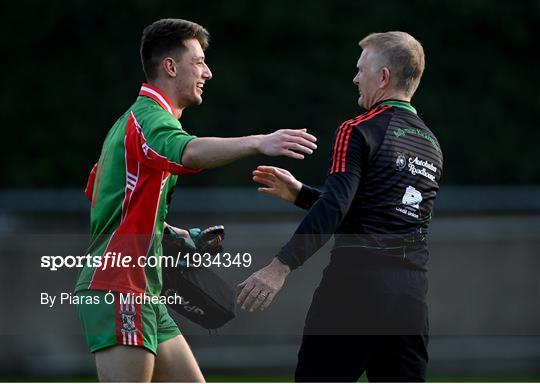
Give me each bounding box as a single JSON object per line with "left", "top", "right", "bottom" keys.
{"left": 189, "top": 225, "right": 225, "bottom": 254}
{"left": 161, "top": 224, "right": 235, "bottom": 329}
{"left": 163, "top": 225, "right": 225, "bottom": 256}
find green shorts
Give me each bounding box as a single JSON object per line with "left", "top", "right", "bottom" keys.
{"left": 76, "top": 290, "right": 181, "bottom": 355}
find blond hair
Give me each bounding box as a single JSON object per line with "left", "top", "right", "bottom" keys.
{"left": 359, "top": 31, "right": 425, "bottom": 97}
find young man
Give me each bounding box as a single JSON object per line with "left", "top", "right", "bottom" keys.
{"left": 75, "top": 18, "right": 317, "bottom": 382}
{"left": 238, "top": 32, "right": 443, "bottom": 381}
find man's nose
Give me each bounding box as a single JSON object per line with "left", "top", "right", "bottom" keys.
{"left": 203, "top": 63, "right": 212, "bottom": 80}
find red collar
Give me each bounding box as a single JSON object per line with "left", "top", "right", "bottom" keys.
{"left": 139, "top": 83, "right": 177, "bottom": 117}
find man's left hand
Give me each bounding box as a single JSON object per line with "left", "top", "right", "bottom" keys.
{"left": 237, "top": 258, "right": 291, "bottom": 312}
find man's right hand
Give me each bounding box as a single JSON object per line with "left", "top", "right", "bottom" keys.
{"left": 252, "top": 165, "right": 302, "bottom": 203}
{"left": 257, "top": 129, "right": 317, "bottom": 160}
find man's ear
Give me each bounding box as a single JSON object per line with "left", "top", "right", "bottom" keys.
{"left": 380, "top": 67, "right": 391, "bottom": 89}
{"left": 162, "top": 57, "right": 177, "bottom": 78}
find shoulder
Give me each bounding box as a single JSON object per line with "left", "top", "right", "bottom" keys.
{"left": 389, "top": 109, "right": 442, "bottom": 155}
{"left": 131, "top": 99, "right": 181, "bottom": 130}
{"left": 334, "top": 105, "right": 395, "bottom": 146}
{"left": 338, "top": 105, "right": 394, "bottom": 133}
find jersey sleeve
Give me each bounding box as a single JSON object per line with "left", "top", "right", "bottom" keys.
{"left": 127, "top": 110, "right": 200, "bottom": 175}
{"left": 143, "top": 116, "right": 196, "bottom": 166}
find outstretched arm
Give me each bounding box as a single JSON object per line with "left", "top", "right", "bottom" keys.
{"left": 181, "top": 129, "right": 317, "bottom": 169}
{"left": 252, "top": 165, "right": 322, "bottom": 208}
{"left": 237, "top": 122, "right": 371, "bottom": 311}
{"left": 237, "top": 171, "right": 360, "bottom": 311}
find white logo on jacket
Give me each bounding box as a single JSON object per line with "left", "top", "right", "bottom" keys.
{"left": 402, "top": 186, "right": 422, "bottom": 209}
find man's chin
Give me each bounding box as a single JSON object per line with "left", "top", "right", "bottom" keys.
{"left": 358, "top": 96, "right": 371, "bottom": 110}
{"left": 187, "top": 97, "right": 203, "bottom": 107}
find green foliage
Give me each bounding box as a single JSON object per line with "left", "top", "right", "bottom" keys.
{"left": 2, "top": 0, "right": 539, "bottom": 187}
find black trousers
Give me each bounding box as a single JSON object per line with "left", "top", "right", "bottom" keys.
{"left": 295, "top": 250, "right": 429, "bottom": 382}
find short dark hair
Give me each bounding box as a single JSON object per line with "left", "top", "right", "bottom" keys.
{"left": 140, "top": 18, "right": 210, "bottom": 81}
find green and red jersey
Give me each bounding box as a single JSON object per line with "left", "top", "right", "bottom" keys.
{"left": 75, "top": 83, "right": 199, "bottom": 295}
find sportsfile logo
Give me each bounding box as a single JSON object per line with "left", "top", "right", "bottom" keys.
{"left": 40, "top": 252, "right": 253, "bottom": 271}
{"left": 41, "top": 252, "right": 139, "bottom": 271}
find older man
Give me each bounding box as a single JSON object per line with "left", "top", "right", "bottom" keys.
{"left": 238, "top": 31, "right": 443, "bottom": 381}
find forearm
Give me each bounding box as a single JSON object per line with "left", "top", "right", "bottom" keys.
{"left": 182, "top": 136, "right": 262, "bottom": 169}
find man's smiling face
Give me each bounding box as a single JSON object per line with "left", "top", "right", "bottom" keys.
{"left": 174, "top": 38, "right": 213, "bottom": 109}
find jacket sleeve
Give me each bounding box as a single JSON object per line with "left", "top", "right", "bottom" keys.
{"left": 276, "top": 125, "right": 367, "bottom": 269}
{"left": 294, "top": 184, "right": 322, "bottom": 210}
